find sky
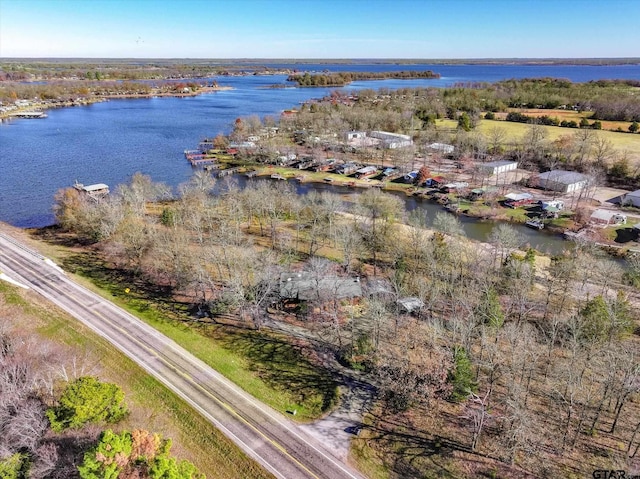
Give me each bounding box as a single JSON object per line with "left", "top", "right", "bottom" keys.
{"left": 0, "top": 0, "right": 638, "bottom": 59}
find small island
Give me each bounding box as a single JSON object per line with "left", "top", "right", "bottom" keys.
{"left": 286, "top": 70, "right": 440, "bottom": 87}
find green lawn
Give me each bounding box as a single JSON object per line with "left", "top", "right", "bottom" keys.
{"left": 435, "top": 118, "right": 640, "bottom": 161}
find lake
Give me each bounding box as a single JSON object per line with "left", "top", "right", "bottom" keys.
{"left": 1, "top": 62, "right": 639, "bottom": 252}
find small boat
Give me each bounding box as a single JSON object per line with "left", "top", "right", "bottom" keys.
{"left": 525, "top": 218, "right": 544, "bottom": 230}
{"left": 323, "top": 177, "right": 334, "bottom": 183}
{"left": 270, "top": 173, "right": 286, "bottom": 180}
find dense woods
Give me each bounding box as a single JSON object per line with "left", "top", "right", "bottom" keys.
{"left": 447, "top": 78, "right": 640, "bottom": 122}
{"left": 287, "top": 70, "right": 441, "bottom": 87}
{"left": 50, "top": 170, "right": 640, "bottom": 478}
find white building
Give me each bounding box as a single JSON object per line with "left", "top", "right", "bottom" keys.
{"left": 427, "top": 142, "right": 455, "bottom": 155}
{"left": 479, "top": 160, "right": 518, "bottom": 175}
{"left": 541, "top": 200, "right": 565, "bottom": 211}
{"left": 344, "top": 131, "right": 367, "bottom": 141}
{"left": 537, "top": 170, "right": 590, "bottom": 193}
{"left": 73, "top": 181, "right": 109, "bottom": 197}
{"left": 590, "top": 209, "right": 627, "bottom": 226}
{"left": 369, "top": 131, "right": 413, "bottom": 149}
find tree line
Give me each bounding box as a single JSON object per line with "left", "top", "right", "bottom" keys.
{"left": 287, "top": 70, "right": 441, "bottom": 87}
{"left": 0, "top": 60, "right": 268, "bottom": 82}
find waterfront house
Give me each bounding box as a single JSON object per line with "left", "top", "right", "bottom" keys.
{"left": 404, "top": 170, "right": 419, "bottom": 183}
{"left": 590, "top": 209, "right": 627, "bottom": 226}
{"left": 423, "top": 176, "right": 445, "bottom": 187}
{"left": 336, "top": 163, "right": 360, "bottom": 175}
{"left": 441, "top": 182, "right": 469, "bottom": 192}
{"left": 228, "top": 141, "right": 256, "bottom": 149}
{"left": 541, "top": 200, "right": 565, "bottom": 211}
{"left": 314, "top": 159, "right": 338, "bottom": 172}
{"left": 355, "top": 166, "right": 378, "bottom": 178}
{"left": 504, "top": 192, "right": 535, "bottom": 208}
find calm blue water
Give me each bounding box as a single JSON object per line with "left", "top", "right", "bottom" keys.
{"left": 1, "top": 63, "right": 639, "bottom": 251}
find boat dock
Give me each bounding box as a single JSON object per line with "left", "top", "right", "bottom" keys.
{"left": 10, "top": 111, "right": 48, "bottom": 119}
{"left": 216, "top": 167, "right": 241, "bottom": 177}
{"left": 73, "top": 181, "right": 109, "bottom": 198}
{"left": 184, "top": 149, "right": 217, "bottom": 166}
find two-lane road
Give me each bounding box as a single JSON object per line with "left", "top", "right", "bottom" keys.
{"left": 0, "top": 232, "right": 365, "bottom": 479}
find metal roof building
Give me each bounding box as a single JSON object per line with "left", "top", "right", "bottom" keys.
{"left": 279, "top": 272, "right": 362, "bottom": 301}
{"left": 622, "top": 189, "right": 640, "bottom": 208}
{"left": 479, "top": 160, "right": 518, "bottom": 175}
{"left": 537, "top": 170, "right": 590, "bottom": 193}
{"left": 427, "top": 142, "right": 455, "bottom": 155}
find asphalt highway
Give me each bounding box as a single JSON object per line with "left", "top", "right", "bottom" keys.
{"left": 0, "top": 232, "right": 366, "bottom": 479}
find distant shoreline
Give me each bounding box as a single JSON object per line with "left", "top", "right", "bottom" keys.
{"left": 3, "top": 57, "right": 640, "bottom": 66}
{"left": 0, "top": 86, "right": 233, "bottom": 120}
{"left": 98, "top": 85, "right": 233, "bottom": 99}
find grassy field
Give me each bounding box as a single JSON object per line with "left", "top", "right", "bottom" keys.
{"left": 435, "top": 118, "right": 640, "bottom": 162}
{"left": 0, "top": 281, "right": 275, "bottom": 479}
{"left": 497, "top": 109, "right": 635, "bottom": 132}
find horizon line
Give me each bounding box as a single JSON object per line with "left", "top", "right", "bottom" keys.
{"left": 2, "top": 57, "right": 640, "bottom": 62}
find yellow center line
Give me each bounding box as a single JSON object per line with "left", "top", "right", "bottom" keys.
{"left": 0, "top": 247, "right": 332, "bottom": 479}
{"left": 91, "top": 308, "right": 319, "bottom": 478}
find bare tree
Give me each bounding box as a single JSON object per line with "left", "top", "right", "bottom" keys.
{"left": 487, "top": 126, "right": 507, "bottom": 155}
{"left": 461, "top": 389, "right": 492, "bottom": 451}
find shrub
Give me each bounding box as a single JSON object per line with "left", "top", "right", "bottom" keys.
{"left": 78, "top": 429, "right": 204, "bottom": 479}
{"left": 47, "top": 376, "right": 128, "bottom": 432}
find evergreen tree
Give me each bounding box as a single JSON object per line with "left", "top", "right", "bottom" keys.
{"left": 476, "top": 287, "right": 505, "bottom": 329}
{"left": 457, "top": 112, "right": 472, "bottom": 131}
{"left": 448, "top": 347, "right": 477, "bottom": 401}
{"left": 47, "top": 376, "right": 128, "bottom": 432}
